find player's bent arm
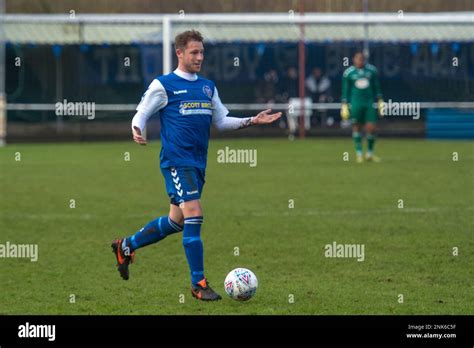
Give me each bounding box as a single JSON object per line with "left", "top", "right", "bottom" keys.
{"left": 340, "top": 70, "right": 351, "bottom": 120}
{"left": 213, "top": 113, "right": 254, "bottom": 131}
{"left": 131, "top": 79, "right": 168, "bottom": 144}
{"left": 341, "top": 68, "right": 351, "bottom": 104}
{"left": 211, "top": 87, "right": 251, "bottom": 131}
{"left": 131, "top": 110, "right": 150, "bottom": 134}
{"left": 212, "top": 87, "right": 281, "bottom": 131}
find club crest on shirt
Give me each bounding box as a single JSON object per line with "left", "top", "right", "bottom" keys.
{"left": 203, "top": 85, "right": 213, "bottom": 99}
{"left": 355, "top": 78, "right": 369, "bottom": 89}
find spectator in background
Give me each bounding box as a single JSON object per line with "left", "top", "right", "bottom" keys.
{"left": 283, "top": 67, "right": 312, "bottom": 139}
{"left": 306, "top": 67, "right": 331, "bottom": 101}
{"left": 282, "top": 67, "right": 299, "bottom": 101}
{"left": 256, "top": 69, "right": 280, "bottom": 104}
{"left": 305, "top": 67, "right": 334, "bottom": 127}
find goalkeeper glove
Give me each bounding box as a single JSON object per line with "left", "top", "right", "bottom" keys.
{"left": 378, "top": 99, "right": 385, "bottom": 117}
{"left": 340, "top": 103, "right": 350, "bottom": 120}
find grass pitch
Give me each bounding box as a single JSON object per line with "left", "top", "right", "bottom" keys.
{"left": 0, "top": 138, "right": 473, "bottom": 314}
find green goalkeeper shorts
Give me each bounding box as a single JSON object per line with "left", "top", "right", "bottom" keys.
{"left": 350, "top": 104, "right": 377, "bottom": 124}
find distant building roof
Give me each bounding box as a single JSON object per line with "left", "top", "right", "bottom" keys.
{"left": 4, "top": 13, "right": 474, "bottom": 44}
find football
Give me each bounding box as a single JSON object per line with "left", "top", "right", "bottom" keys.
{"left": 224, "top": 268, "right": 258, "bottom": 301}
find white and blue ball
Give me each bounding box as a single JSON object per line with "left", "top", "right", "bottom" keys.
{"left": 224, "top": 268, "right": 258, "bottom": 301}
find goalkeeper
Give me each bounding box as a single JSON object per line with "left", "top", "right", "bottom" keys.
{"left": 341, "top": 52, "right": 384, "bottom": 162}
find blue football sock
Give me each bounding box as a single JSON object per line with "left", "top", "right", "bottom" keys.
{"left": 182, "top": 216, "right": 205, "bottom": 286}
{"left": 126, "top": 216, "right": 183, "bottom": 251}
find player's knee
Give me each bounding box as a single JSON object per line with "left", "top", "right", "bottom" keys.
{"left": 366, "top": 123, "right": 376, "bottom": 133}
{"left": 182, "top": 201, "right": 203, "bottom": 217}
{"left": 186, "top": 206, "right": 202, "bottom": 217}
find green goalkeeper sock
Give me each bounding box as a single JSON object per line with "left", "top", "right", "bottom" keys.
{"left": 367, "top": 133, "right": 376, "bottom": 154}
{"left": 352, "top": 132, "right": 362, "bottom": 156}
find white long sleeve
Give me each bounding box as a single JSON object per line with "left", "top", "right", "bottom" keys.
{"left": 131, "top": 79, "right": 168, "bottom": 132}
{"left": 212, "top": 87, "right": 252, "bottom": 131}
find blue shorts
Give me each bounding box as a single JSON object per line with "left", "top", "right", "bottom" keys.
{"left": 161, "top": 166, "right": 206, "bottom": 206}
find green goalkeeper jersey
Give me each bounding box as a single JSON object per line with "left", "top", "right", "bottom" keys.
{"left": 341, "top": 64, "right": 382, "bottom": 106}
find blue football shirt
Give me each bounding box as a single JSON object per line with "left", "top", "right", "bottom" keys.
{"left": 131, "top": 68, "right": 252, "bottom": 170}
{"left": 156, "top": 72, "right": 215, "bottom": 169}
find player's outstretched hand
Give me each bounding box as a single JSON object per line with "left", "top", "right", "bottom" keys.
{"left": 132, "top": 126, "right": 147, "bottom": 145}
{"left": 252, "top": 109, "right": 282, "bottom": 125}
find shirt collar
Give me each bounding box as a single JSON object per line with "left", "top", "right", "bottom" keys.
{"left": 174, "top": 68, "right": 198, "bottom": 81}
